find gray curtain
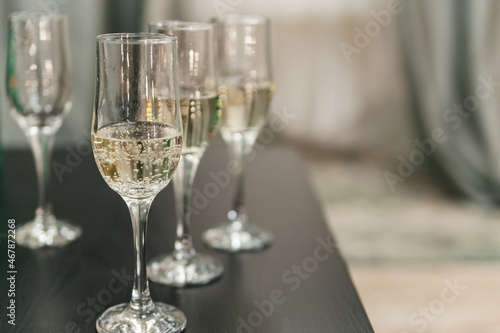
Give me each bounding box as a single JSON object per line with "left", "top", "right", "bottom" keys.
{"left": 402, "top": 0, "right": 500, "bottom": 204}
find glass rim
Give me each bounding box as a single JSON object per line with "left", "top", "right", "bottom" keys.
{"left": 149, "top": 20, "right": 214, "bottom": 31}
{"left": 214, "top": 14, "right": 269, "bottom": 25}
{"left": 8, "top": 11, "right": 68, "bottom": 21}
{"left": 96, "top": 33, "right": 177, "bottom": 44}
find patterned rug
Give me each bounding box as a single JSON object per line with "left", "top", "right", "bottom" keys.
{"left": 303, "top": 153, "right": 500, "bottom": 262}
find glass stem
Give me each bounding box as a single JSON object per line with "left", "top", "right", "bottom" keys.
{"left": 26, "top": 126, "right": 56, "bottom": 226}
{"left": 126, "top": 198, "right": 155, "bottom": 313}
{"left": 173, "top": 154, "right": 201, "bottom": 260}
{"left": 227, "top": 132, "right": 257, "bottom": 226}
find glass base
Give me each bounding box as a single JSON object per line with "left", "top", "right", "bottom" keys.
{"left": 148, "top": 252, "right": 224, "bottom": 287}
{"left": 16, "top": 215, "right": 81, "bottom": 249}
{"left": 202, "top": 221, "right": 273, "bottom": 252}
{"left": 96, "top": 303, "right": 187, "bottom": 333}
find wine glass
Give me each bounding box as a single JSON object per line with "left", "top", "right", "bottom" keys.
{"left": 202, "top": 15, "right": 275, "bottom": 252}
{"left": 92, "top": 33, "right": 186, "bottom": 333}
{"left": 5, "top": 12, "right": 81, "bottom": 249}
{"left": 147, "top": 21, "right": 224, "bottom": 287}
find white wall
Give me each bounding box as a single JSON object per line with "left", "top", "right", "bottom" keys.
{"left": 149, "top": 0, "right": 412, "bottom": 156}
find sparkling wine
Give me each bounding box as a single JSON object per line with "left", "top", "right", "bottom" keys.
{"left": 92, "top": 122, "right": 182, "bottom": 199}
{"left": 218, "top": 82, "right": 274, "bottom": 136}
{"left": 179, "top": 91, "right": 220, "bottom": 155}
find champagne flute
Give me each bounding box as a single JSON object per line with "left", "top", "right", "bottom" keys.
{"left": 5, "top": 12, "right": 81, "bottom": 249}
{"left": 147, "top": 21, "right": 224, "bottom": 287}
{"left": 202, "top": 15, "right": 274, "bottom": 252}
{"left": 92, "top": 33, "right": 186, "bottom": 333}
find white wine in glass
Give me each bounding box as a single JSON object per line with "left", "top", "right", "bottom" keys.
{"left": 203, "top": 15, "right": 275, "bottom": 252}
{"left": 147, "top": 20, "right": 224, "bottom": 287}
{"left": 92, "top": 33, "right": 186, "bottom": 333}
{"left": 218, "top": 82, "right": 274, "bottom": 135}
{"left": 93, "top": 122, "right": 182, "bottom": 198}
{"left": 179, "top": 91, "right": 220, "bottom": 154}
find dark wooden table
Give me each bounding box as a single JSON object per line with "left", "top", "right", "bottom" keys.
{"left": 0, "top": 142, "right": 374, "bottom": 333}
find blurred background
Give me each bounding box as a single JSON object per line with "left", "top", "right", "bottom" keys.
{"left": 2, "top": 0, "right": 500, "bottom": 332}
